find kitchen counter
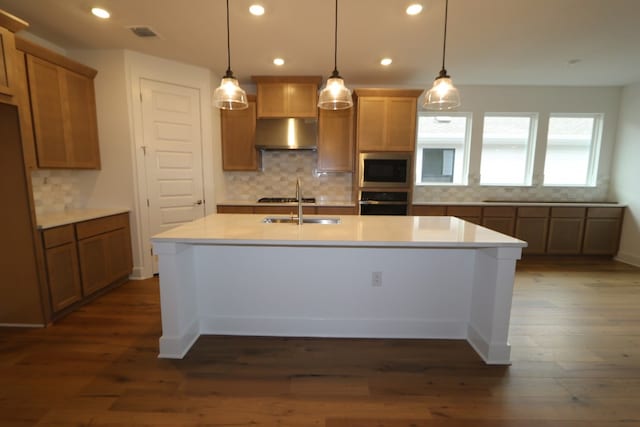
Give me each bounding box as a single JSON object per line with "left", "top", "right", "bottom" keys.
{"left": 152, "top": 214, "right": 525, "bottom": 365}
{"left": 37, "top": 208, "right": 130, "bottom": 229}
{"left": 218, "top": 200, "right": 356, "bottom": 207}
{"left": 413, "top": 201, "right": 625, "bottom": 207}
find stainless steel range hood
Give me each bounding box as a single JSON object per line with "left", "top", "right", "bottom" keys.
{"left": 255, "top": 118, "right": 317, "bottom": 150}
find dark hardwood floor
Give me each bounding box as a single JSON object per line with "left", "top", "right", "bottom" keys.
{"left": 1, "top": 257, "right": 639, "bottom": 426}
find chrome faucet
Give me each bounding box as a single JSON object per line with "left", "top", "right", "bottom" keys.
{"left": 295, "top": 178, "right": 303, "bottom": 225}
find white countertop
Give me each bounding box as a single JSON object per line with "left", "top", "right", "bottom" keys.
{"left": 413, "top": 201, "right": 625, "bottom": 207}
{"left": 37, "top": 208, "right": 130, "bottom": 230}
{"left": 152, "top": 213, "right": 526, "bottom": 248}
{"left": 219, "top": 200, "right": 356, "bottom": 207}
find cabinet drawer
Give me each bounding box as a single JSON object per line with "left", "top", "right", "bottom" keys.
{"left": 517, "top": 207, "right": 549, "bottom": 218}
{"left": 42, "top": 225, "right": 75, "bottom": 248}
{"left": 217, "top": 205, "right": 254, "bottom": 214}
{"left": 483, "top": 206, "right": 516, "bottom": 217}
{"left": 447, "top": 206, "right": 482, "bottom": 217}
{"left": 587, "top": 207, "right": 623, "bottom": 218}
{"left": 76, "top": 213, "right": 128, "bottom": 240}
{"left": 551, "top": 207, "right": 586, "bottom": 218}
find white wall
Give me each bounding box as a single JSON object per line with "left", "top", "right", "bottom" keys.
{"left": 66, "top": 49, "right": 217, "bottom": 279}
{"left": 609, "top": 82, "right": 640, "bottom": 266}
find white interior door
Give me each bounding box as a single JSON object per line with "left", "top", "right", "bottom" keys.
{"left": 140, "top": 79, "right": 205, "bottom": 272}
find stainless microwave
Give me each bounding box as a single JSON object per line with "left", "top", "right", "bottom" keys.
{"left": 359, "top": 152, "right": 412, "bottom": 188}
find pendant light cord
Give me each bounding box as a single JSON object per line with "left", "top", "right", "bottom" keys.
{"left": 225, "top": 0, "right": 232, "bottom": 76}
{"left": 332, "top": 0, "right": 339, "bottom": 76}
{"left": 441, "top": 0, "right": 449, "bottom": 71}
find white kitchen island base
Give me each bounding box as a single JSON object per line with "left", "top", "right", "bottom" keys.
{"left": 152, "top": 215, "right": 525, "bottom": 365}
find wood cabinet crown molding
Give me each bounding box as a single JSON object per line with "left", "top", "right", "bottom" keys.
{"left": 354, "top": 88, "right": 424, "bottom": 98}
{"left": 251, "top": 75, "right": 322, "bottom": 85}
{"left": 0, "top": 9, "right": 29, "bottom": 33}
{"left": 15, "top": 36, "right": 97, "bottom": 78}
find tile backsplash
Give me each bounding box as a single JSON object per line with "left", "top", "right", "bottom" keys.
{"left": 223, "top": 151, "right": 353, "bottom": 202}
{"left": 31, "top": 169, "right": 84, "bottom": 216}
{"left": 413, "top": 175, "right": 610, "bottom": 203}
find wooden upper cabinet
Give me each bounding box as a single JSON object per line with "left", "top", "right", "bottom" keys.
{"left": 18, "top": 37, "right": 100, "bottom": 169}
{"left": 318, "top": 107, "right": 354, "bottom": 172}
{"left": 253, "top": 76, "right": 321, "bottom": 118}
{"left": 355, "top": 89, "right": 421, "bottom": 152}
{"left": 0, "top": 11, "right": 27, "bottom": 100}
{"left": 221, "top": 96, "right": 260, "bottom": 171}
{"left": 0, "top": 26, "right": 16, "bottom": 98}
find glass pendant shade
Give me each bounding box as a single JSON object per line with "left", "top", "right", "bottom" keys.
{"left": 213, "top": 75, "right": 248, "bottom": 110}
{"left": 423, "top": 73, "right": 460, "bottom": 111}
{"left": 318, "top": 76, "right": 353, "bottom": 110}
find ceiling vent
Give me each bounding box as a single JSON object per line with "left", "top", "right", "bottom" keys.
{"left": 128, "top": 26, "right": 159, "bottom": 38}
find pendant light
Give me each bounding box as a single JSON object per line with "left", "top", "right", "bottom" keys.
{"left": 423, "top": 0, "right": 461, "bottom": 111}
{"left": 318, "top": 0, "right": 353, "bottom": 110}
{"left": 213, "top": 0, "right": 248, "bottom": 110}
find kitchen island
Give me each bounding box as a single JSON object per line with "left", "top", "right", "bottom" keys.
{"left": 152, "top": 214, "right": 526, "bottom": 364}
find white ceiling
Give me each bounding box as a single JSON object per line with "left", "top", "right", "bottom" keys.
{"left": 1, "top": 0, "right": 639, "bottom": 88}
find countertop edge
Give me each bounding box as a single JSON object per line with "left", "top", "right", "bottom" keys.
{"left": 412, "top": 201, "right": 626, "bottom": 207}
{"left": 37, "top": 208, "right": 130, "bottom": 230}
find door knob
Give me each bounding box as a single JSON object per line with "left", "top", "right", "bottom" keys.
{"left": 194, "top": 200, "right": 203, "bottom": 205}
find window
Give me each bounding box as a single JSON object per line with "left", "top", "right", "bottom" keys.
{"left": 415, "top": 113, "right": 471, "bottom": 185}
{"left": 480, "top": 114, "right": 537, "bottom": 185}
{"left": 543, "top": 114, "right": 603, "bottom": 186}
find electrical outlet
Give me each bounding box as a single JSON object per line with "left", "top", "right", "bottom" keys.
{"left": 372, "top": 271, "right": 382, "bottom": 287}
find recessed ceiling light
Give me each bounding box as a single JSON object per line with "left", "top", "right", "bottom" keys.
{"left": 380, "top": 58, "right": 393, "bottom": 66}
{"left": 273, "top": 58, "right": 285, "bottom": 66}
{"left": 249, "top": 5, "right": 265, "bottom": 16}
{"left": 91, "top": 7, "right": 111, "bottom": 19}
{"left": 406, "top": 4, "right": 423, "bottom": 15}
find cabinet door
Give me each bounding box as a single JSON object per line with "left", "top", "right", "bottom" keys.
{"left": 315, "top": 206, "right": 356, "bottom": 215}
{"left": 14, "top": 51, "right": 37, "bottom": 169}
{"left": 26, "top": 55, "right": 68, "bottom": 167}
{"left": 357, "top": 97, "right": 386, "bottom": 150}
{"left": 412, "top": 205, "right": 447, "bottom": 216}
{"left": 318, "top": 107, "right": 354, "bottom": 172}
{"left": 482, "top": 217, "right": 515, "bottom": 236}
{"left": 515, "top": 217, "right": 549, "bottom": 254}
{"left": 45, "top": 243, "right": 82, "bottom": 312}
{"left": 386, "top": 97, "right": 417, "bottom": 151}
{"left": 287, "top": 83, "right": 318, "bottom": 118}
{"left": 221, "top": 100, "right": 259, "bottom": 170}
{"left": 107, "top": 227, "right": 133, "bottom": 281}
{"left": 62, "top": 69, "right": 100, "bottom": 168}
{"left": 583, "top": 218, "right": 621, "bottom": 255}
{"left": 547, "top": 217, "right": 584, "bottom": 254}
{"left": 77, "top": 233, "right": 110, "bottom": 296}
{"left": 0, "top": 27, "right": 16, "bottom": 97}
{"left": 257, "top": 83, "right": 287, "bottom": 117}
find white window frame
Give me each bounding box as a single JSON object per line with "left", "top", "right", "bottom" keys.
{"left": 543, "top": 113, "right": 603, "bottom": 187}
{"left": 415, "top": 112, "right": 472, "bottom": 186}
{"left": 480, "top": 113, "right": 538, "bottom": 186}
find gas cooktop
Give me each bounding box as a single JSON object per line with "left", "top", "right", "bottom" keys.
{"left": 258, "top": 197, "right": 316, "bottom": 203}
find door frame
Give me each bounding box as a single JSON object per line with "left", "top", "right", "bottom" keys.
{"left": 126, "top": 51, "right": 216, "bottom": 279}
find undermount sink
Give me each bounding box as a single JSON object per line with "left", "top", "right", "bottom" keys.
{"left": 262, "top": 217, "right": 341, "bottom": 225}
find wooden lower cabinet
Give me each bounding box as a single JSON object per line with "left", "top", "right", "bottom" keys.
{"left": 77, "top": 214, "right": 133, "bottom": 296}
{"left": 447, "top": 206, "right": 481, "bottom": 225}
{"left": 546, "top": 207, "right": 586, "bottom": 254}
{"left": 42, "top": 225, "right": 82, "bottom": 313}
{"left": 41, "top": 213, "right": 132, "bottom": 316}
{"left": 482, "top": 207, "right": 516, "bottom": 236}
{"left": 515, "top": 207, "right": 550, "bottom": 255}
{"left": 583, "top": 207, "right": 624, "bottom": 255}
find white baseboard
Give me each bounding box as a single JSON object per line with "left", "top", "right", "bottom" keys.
{"left": 615, "top": 251, "right": 640, "bottom": 268}
{"left": 129, "top": 266, "right": 153, "bottom": 280}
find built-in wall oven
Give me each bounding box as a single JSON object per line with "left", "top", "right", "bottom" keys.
{"left": 358, "top": 152, "right": 412, "bottom": 215}
{"left": 359, "top": 191, "right": 409, "bottom": 216}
